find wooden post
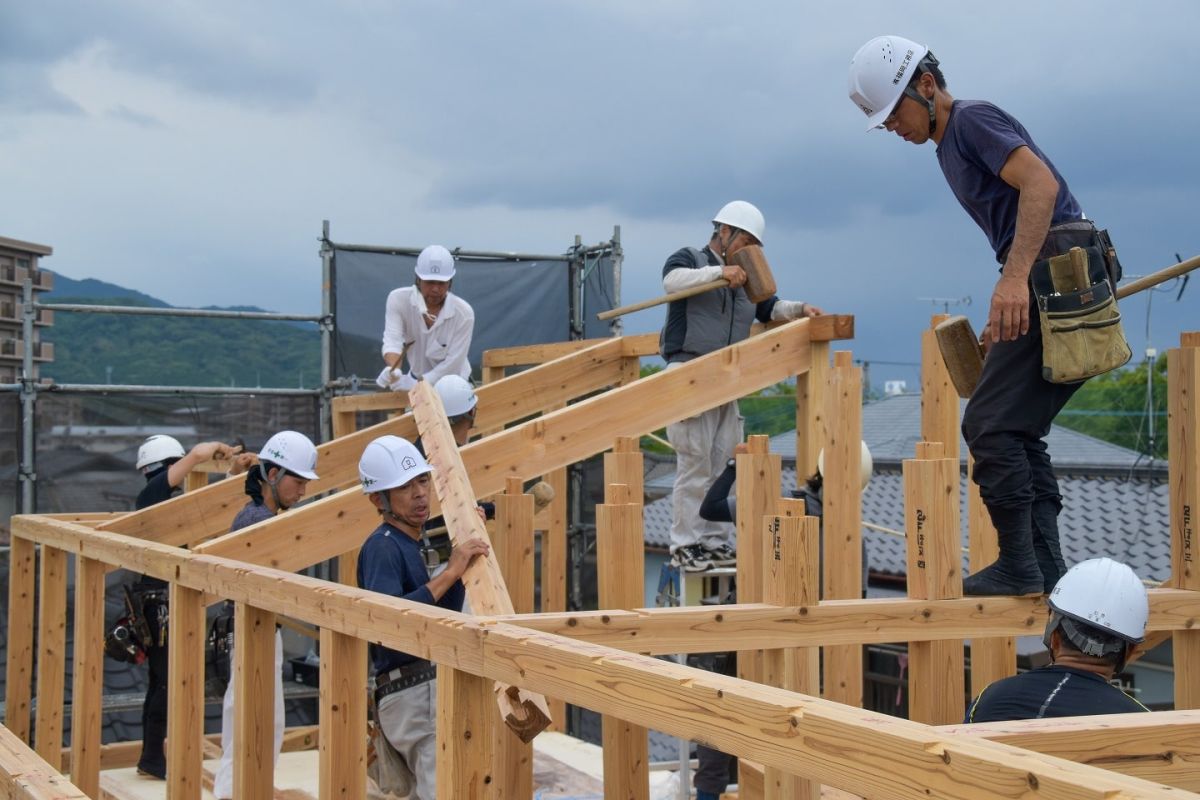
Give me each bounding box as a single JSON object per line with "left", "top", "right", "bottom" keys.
{"left": 597, "top": 491, "right": 649, "bottom": 800}
{"left": 904, "top": 442, "right": 965, "bottom": 724}
{"left": 478, "top": 364, "right": 507, "bottom": 437}
{"left": 822, "top": 350, "right": 864, "bottom": 708}
{"left": 233, "top": 603, "right": 278, "bottom": 800}
{"left": 4, "top": 535, "right": 35, "bottom": 743}
{"left": 540, "top": 463, "right": 568, "bottom": 731}
{"left": 183, "top": 470, "right": 208, "bottom": 494}
{"left": 736, "top": 435, "right": 781, "bottom": 685}
{"left": 921, "top": 314, "right": 960, "bottom": 460}
{"left": 331, "top": 407, "right": 357, "bottom": 439}
{"left": 796, "top": 341, "right": 830, "bottom": 481}
{"left": 167, "top": 583, "right": 207, "bottom": 800}
{"left": 762, "top": 498, "right": 820, "bottom": 800}
{"left": 604, "top": 436, "right": 644, "bottom": 504}
{"left": 436, "top": 665, "right": 494, "bottom": 799}
{"left": 69, "top": 556, "right": 105, "bottom": 797}
{"left": 34, "top": 545, "right": 67, "bottom": 768}
{"left": 492, "top": 478, "right": 535, "bottom": 800}
{"left": 319, "top": 627, "right": 368, "bottom": 800}
{"left": 1169, "top": 331, "right": 1200, "bottom": 708}
{"left": 967, "top": 453, "right": 1016, "bottom": 695}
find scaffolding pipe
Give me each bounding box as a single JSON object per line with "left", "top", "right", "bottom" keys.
{"left": 320, "top": 220, "right": 335, "bottom": 441}
{"left": 33, "top": 302, "right": 325, "bottom": 323}
{"left": 20, "top": 277, "right": 36, "bottom": 513}
{"left": 29, "top": 383, "right": 319, "bottom": 397}
{"left": 325, "top": 240, "right": 616, "bottom": 261}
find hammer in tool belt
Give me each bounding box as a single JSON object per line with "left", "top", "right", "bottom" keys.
{"left": 937, "top": 253, "right": 1200, "bottom": 399}
{"left": 597, "top": 245, "right": 777, "bottom": 321}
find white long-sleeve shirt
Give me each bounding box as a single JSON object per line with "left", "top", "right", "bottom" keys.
{"left": 381, "top": 287, "right": 475, "bottom": 384}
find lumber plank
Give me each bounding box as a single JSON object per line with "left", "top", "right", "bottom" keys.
{"left": 410, "top": 380, "right": 553, "bottom": 742}
{"left": 4, "top": 535, "right": 35, "bottom": 743}
{"left": 1168, "top": 337, "right": 1200, "bottom": 709}
{"left": 796, "top": 341, "right": 829, "bottom": 482}
{"left": 0, "top": 724, "right": 88, "bottom": 799}
{"left": 34, "top": 545, "right": 67, "bottom": 769}
{"left": 10, "top": 514, "right": 1192, "bottom": 800}
{"left": 195, "top": 317, "right": 815, "bottom": 576}
{"left": 330, "top": 390, "right": 410, "bottom": 414}
{"left": 822, "top": 351, "right": 864, "bottom": 708}
{"left": 603, "top": 436, "right": 644, "bottom": 503}
{"left": 598, "top": 500, "right": 649, "bottom": 800}
{"left": 233, "top": 603, "right": 277, "bottom": 800}
{"left": 318, "top": 628, "right": 368, "bottom": 800}
{"left": 920, "top": 314, "right": 959, "bottom": 460}
{"left": 68, "top": 556, "right": 105, "bottom": 798}
{"left": 540, "top": 459, "right": 569, "bottom": 732}
{"left": 167, "top": 583, "right": 206, "bottom": 800}
{"left": 904, "top": 448, "right": 965, "bottom": 725}
{"left": 939, "top": 710, "right": 1200, "bottom": 791}
{"left": 482, "top": 333, "right": 658, "bottom": 368}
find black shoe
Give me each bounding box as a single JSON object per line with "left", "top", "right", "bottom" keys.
{"left": 671, "top": 544, "right": 713, "bottom": 572}
{"left": 1031, "top": 500, "right": 1068, "bottom": 593}
{"left": 136, "top": 762, "right": 166, "bottom": 780}
{"left": 963, "top": 559, "right": 1043, "bottom": 596}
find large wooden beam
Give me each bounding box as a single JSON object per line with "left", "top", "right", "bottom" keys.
{"left": 0, "top": 724, "right": 88, "bottom": 799}
{"left": 319, "top": 628, "right": 368, "bottom": 800}
{"left": 68, "top": 556, "right": 106, "bottom": 798}
{"left": 33, "top": 545, "right": 67, "bottom": 769}
{"left": 167, "top": 583, "right": 207, "bottom": 800}
{"left": 196, "top": 318, "right": 817, "bottom": 575}
{"left": 10, "top": 515, "right": 1190, "bottom": 800}
{"left": 1169, "top": 333, "right": 1200, "bottom": 709}
{"left": 939, "top": 710, "right": 1200, "bottom": 791}
{"left": 233, "top": 603, "right": 277, "bottom": 799}
{"left": 736, "top": 435, "right": 780, "bottom": 686}
{"left": 410, "top": 380, "right": 553, "bottom": 742}
{"left": 495, "top": 587, "right": 1200, "bottom": 654}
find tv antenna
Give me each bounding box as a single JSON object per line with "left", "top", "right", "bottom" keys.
{"left": 918, "top": 296, "right": 972, "bottom": 315}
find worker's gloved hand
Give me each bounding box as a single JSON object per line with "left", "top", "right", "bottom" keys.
{"left": 375, "top": 367, "right": 417, "bottom": 392}
{"left": 770, "top": 300, "right": 823, "bottom": 321}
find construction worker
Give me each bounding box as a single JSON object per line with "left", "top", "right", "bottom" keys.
{"left": 357, "top": 435, "right": 490, "bottom": 800}
{"left": 848, "top": 36, "right": 1124, "bottom": 596}
{"left": 213, "top": 430, "right": 319, "bottom": 800}
{"left": 130, "top": 435, "right": 247, "bottom": 779}
{"left": 379, "top": 244, "right": 475, "bottom": 391}
{"left": 661, "top": 201, "right": 823, "bottom": 571}
{"left": 966, "top": 558, "right": 1149, "bottom": 721}
{"left": 433, "top": 374, "right": 478, "bottom": 447}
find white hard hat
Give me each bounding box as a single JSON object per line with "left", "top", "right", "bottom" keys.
{"left": 435, "top": 375, "right": 478, "bottom": 418}
{"left": 848, "top": 35, "right": 929, "bottom": 131}
{"left": 136, "top": 434, "right": 186, "bottom": 471}
{"left": 712, "top": 201, "right": 765, "bottom": 245}
{"left": 1047, "top": 557, "right": 1148, "bottom": 645}
{"left": 414, "top": 244, "right": 456, "bottom": 281}
{"left": 359, "top": 435, "right": 433, "bottom": 494}
{"left": 817, "top": 440, "right": 874, "bottom": 490}
{"left": 258, "top": 430, "right": 320, "bottom": 481}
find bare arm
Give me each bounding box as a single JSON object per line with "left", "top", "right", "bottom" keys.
{"left": 988, "top": 145, "right": 1059, "bottom": 343}
{"left": 424, "top": 537, "right": 490, "bottom": 601}
{"left": 166, "top": 441, "right": 242, "bottom": 489}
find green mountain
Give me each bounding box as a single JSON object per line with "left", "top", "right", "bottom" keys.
{"left": 41, "top": 273, "right": 321, "bottom": 389}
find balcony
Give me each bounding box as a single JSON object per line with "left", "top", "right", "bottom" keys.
{"left": 0, "top": 303, "right": 52, "bottom": 326}
{"left": 0, "top": 265, "right": 54, "bottom": 290}
{"left": 0, "top": 338, "right": 54, "bottom": 362}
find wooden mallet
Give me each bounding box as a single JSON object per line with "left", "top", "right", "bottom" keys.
{"left": 597, "top": 245, "right": 777, "bottom": 321}
{"left": 937, "top": 253, "right": 1200, "bottom": 399}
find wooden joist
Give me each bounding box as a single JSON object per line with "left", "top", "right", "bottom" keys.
{"left": 0, "top": 724, "right": 88, "bottom": 799}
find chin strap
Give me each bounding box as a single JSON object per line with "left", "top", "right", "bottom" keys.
{"left": 259, "top": 462, "right": 288, "bottom": 511}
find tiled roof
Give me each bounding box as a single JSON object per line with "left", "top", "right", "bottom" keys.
{"left": 644, "top": 465, "right": 1170, "bottom": 584}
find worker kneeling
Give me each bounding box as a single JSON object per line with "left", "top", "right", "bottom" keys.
{"left": 966, "top": 557, "right": 1149, "bottom": 722}
{"left": 357, "top": 435, "right": 490, "bottom": 800}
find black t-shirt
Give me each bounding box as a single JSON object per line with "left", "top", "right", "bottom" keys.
{"left": 965, "top": 665, "right": 1147, "bottom": 723}
{"left": 133, "top": 469, "right": 181, "bottom": 591}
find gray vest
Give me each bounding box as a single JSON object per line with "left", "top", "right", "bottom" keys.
{"left": 660, "top": 247, "right": 757, "bottom": 362}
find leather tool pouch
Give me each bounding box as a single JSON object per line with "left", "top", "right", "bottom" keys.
{"left": 1033, "top": 246, "right": 1131, "bottom": 384}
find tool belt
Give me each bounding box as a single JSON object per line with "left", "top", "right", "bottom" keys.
{"left": 373, "top": 659, "right": 437, "bottom": 703}
{"left": 1032, "top": 237, "right": 1131, "bottom": 384}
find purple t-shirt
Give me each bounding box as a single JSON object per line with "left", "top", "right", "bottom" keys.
{"left": 936, "top": 100, "right": 1083, "bottom": 264}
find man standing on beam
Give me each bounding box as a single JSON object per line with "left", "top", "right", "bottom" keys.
{"left": 659, "top": 200, "right": 823, "bottom": 572}
{"left": 848, "top": 36, "right": 1125, "bottom": 595}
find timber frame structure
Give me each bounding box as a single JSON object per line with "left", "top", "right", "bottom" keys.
{"left": 3, "top": 317, "right": 1199, "bottom": 799}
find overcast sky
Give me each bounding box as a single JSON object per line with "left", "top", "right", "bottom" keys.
{"left": 3, "top": 1, "right": 1196, "bottom": 390}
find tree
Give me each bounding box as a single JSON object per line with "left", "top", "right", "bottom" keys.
{"left": 1055, "top": 358, "right": 1167, "bottom": 459}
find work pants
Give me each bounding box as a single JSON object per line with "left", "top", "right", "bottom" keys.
{"left": 213, "top": 630, "right": 286, "bottom": 799}
{"left": 377, "top": 680, "right": 438, "bottom": 800}
{"left": 138, "top": 598, "right": 169, "bottom": 775}
{"left": 667, "top": 366, "right": 743, "bottom": 552}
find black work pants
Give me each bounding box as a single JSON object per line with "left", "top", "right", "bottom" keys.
{"left": 139, "top": 600, "right": 169, "bottom": 773}
{"left": 961, "top": 225, "right": 1101, "bottom": 522}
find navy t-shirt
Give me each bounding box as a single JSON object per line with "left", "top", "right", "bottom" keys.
{"left": 965, "top": 665, "right": 1147, "bottom": 723}
{"left": 134, "top": 469, "right": 181, "bottom": 591}
{"left": 357, "top": 522, "right": 466, "bottom": 675}
{"left": 936, "top": 100, "right": 1083, "bottom": 263}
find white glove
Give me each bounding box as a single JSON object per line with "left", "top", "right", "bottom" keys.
{"left": 771, "top": 300, "right": 809, "bottom": 321}
{"left": 376, "top": 367, "right": 417, "bottom": 392}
